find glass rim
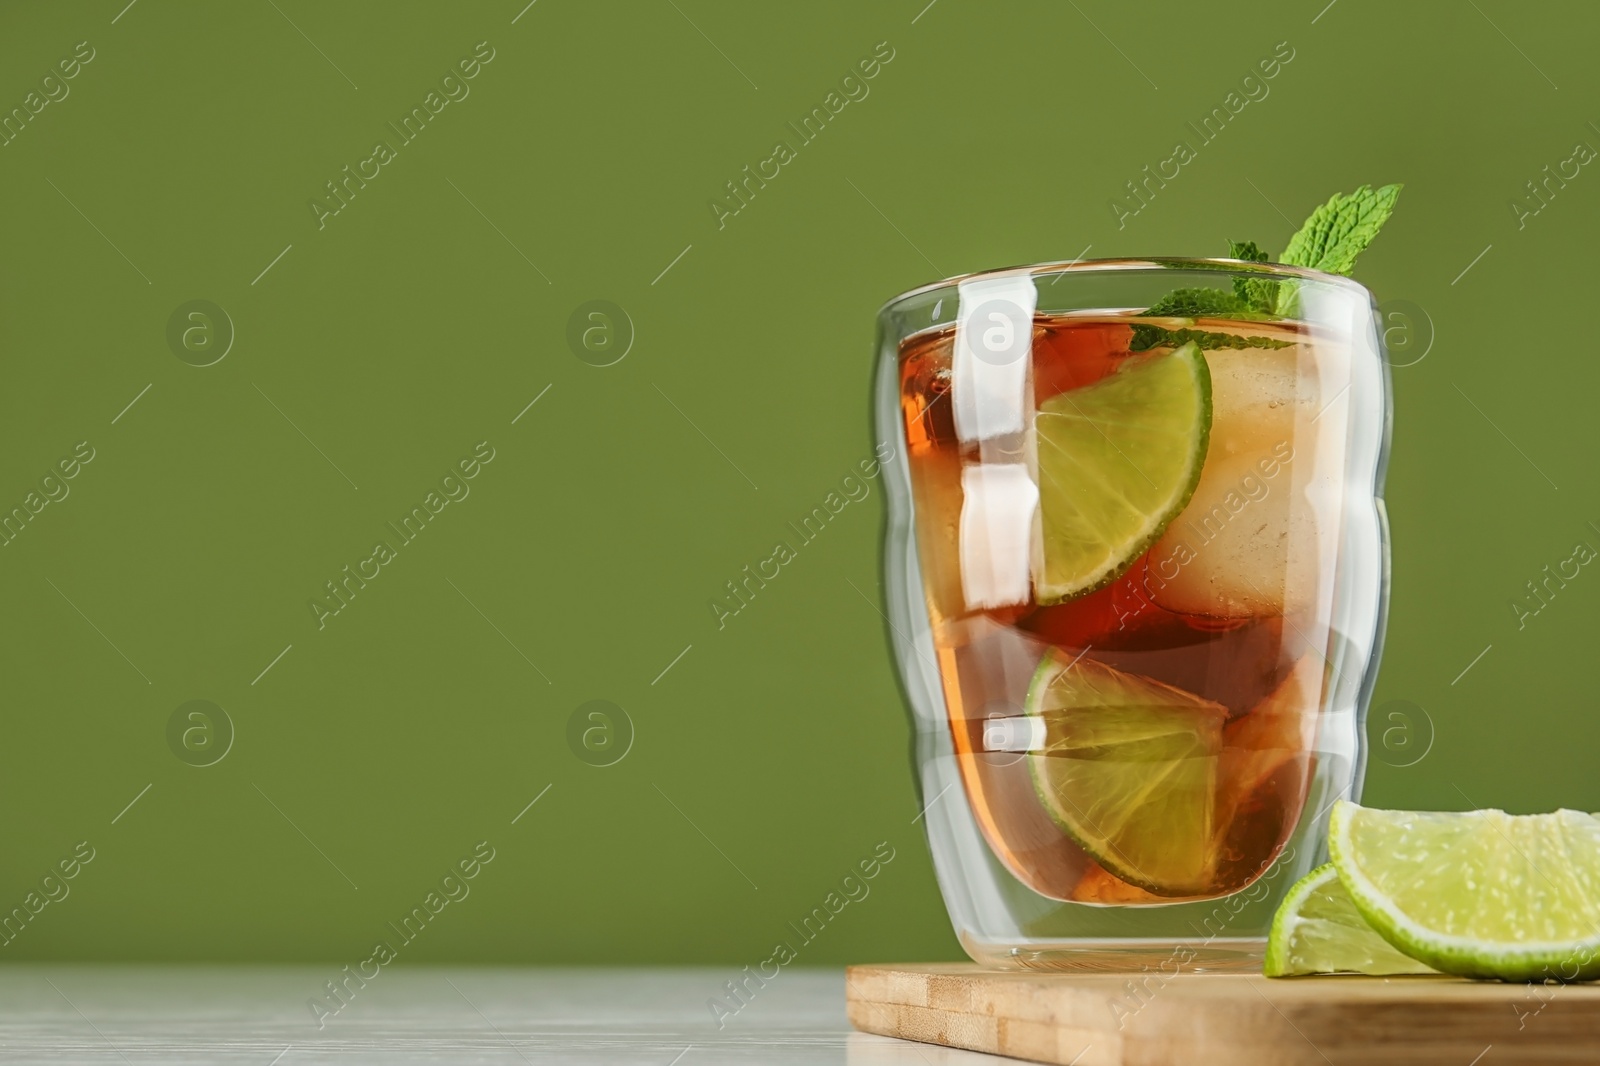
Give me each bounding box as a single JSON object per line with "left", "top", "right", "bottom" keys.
{"left": 877, "top": 256, "right": 1374, "bottom": 317}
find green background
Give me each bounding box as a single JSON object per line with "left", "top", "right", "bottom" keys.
{"left": 0, "top": 0, "right": 1595, "bottom": 965}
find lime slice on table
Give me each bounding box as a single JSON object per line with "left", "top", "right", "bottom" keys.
{"left": 1264, "top": 863, "right": 1437, "bottom": 977}
{"left": 1329, "top": 801, "right": 1600, "bottom": 981}
{"left": 1025, "top": 653, "right": 1227, "bottom": 896}
{"left": 1034, "top": 341, "right": 1211, "bottom": 603}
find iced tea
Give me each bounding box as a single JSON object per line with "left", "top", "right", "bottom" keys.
{"left": 898, "top": 311, "right": 1344, "bottom": 903}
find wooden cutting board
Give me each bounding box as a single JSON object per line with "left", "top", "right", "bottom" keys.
{"left": 847, "top": 963, "right": 1600, "bottom": 1065}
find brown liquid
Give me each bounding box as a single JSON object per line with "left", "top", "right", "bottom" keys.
{"left": 900, "top": 314, "right": 1328, "bottom": 903}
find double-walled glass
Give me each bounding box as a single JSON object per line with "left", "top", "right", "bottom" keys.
{"left": 875, "top": 259, "right": 1390, "bottom": 970}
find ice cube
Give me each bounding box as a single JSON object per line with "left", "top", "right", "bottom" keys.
{"left": 1145, "top": 347, "right": 1319, "bottom": 619}
{"left": 1146, "top": 449, "right": 1314, "bottom": 618}
{"left": 1204, "top": 347, "right": 1316, "bottom": 460}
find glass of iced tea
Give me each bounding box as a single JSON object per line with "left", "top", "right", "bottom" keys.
{"left": 877, "top": 259, "right": 1390, "bottom": 971}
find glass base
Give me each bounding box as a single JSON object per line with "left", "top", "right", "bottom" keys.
{"left": 961, "top": 934, "right": 1266, "bottom": 974}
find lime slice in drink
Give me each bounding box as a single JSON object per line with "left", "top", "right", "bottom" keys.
{"left": 1034, "top": 341, "right": 1211, "bottom": 604}
{"left": 1264, "top": 863, "right": 1437, "bottom": 977}
{"left": 1025, "top": 653, "right": 1227, "bottom": 896}
{"left": 1329, "top": 801, "right": 1600, "bottom": 981}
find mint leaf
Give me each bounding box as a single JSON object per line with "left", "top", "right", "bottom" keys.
{"left": 1228, "top": 240, "right": 1277, "bottom": 313}
{"left": 1143, "top": 287, "right": 1251, "bottom": 318}
{"left": 1279, "top": 184, "right": 1402, "bottom": 275}
{"left": 1274, "top": 184, "right": 1402, "bottom": 316}
{"left": 1228, "top": 240, "right": 1269, "bottom": 263}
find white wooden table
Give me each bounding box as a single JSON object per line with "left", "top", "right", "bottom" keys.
{"left": 0, "top": 966, "right": 1009, "bottom": 1064}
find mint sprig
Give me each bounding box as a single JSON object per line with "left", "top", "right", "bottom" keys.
{"left": 1131, "top": 184, "right": 1402, "bottom": 348}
